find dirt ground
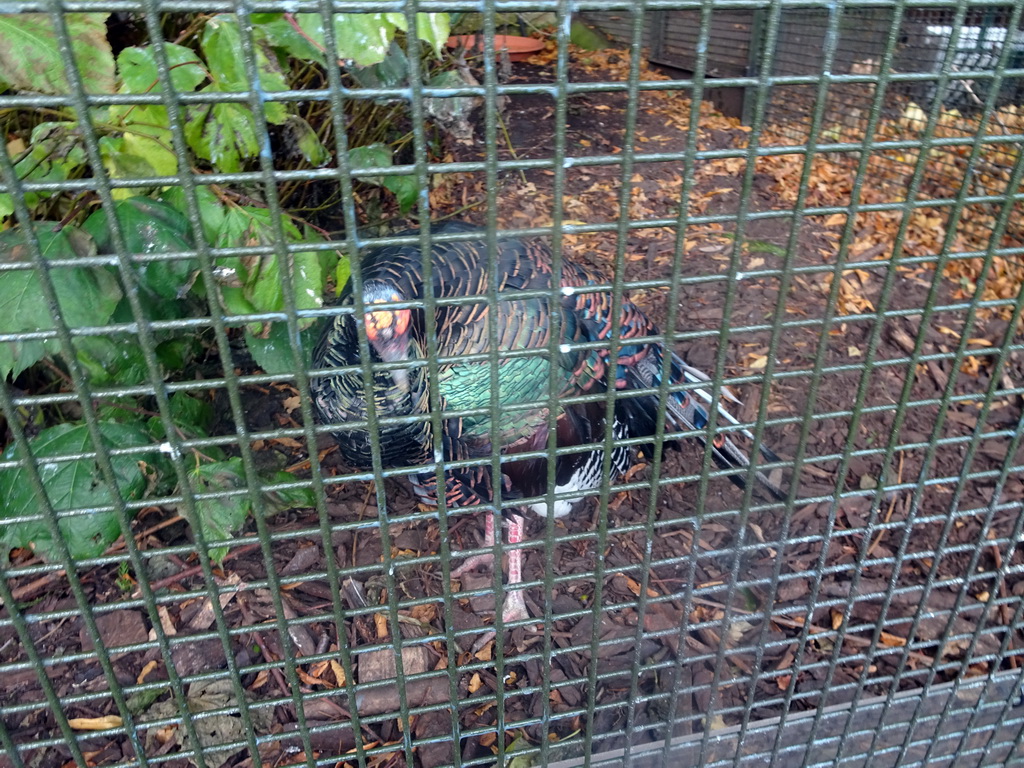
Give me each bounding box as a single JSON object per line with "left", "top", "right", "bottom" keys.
{"left": 3, "top": 47, "right": 1024, "bottom": 768}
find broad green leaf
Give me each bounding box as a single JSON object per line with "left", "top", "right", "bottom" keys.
{"left": 245, "top": 322, "right": 299, "bottom": 375}
{"left": 214, "top": 208, "right": 326, "bottom": 329}
{"left": 310, "top": 230, "right": 341, "bottom": 288}
{"left": 189, "top": 457, "right": 251, "bottom": 563}
{"left": 123, "top": 128, "right": 177, "bottom": 176}
{"left": 0, "top": 421, "right": 155, "bottom": 562}
{"left": 293, "top": 15, "right": 325, "bottom": 55}
{"left": 187, "top": 16, "right": 289, "bottom": 171}
{"left": 334, "top": 14, "right": 395, "bottom": 66}
{"left": 296, "top": 13, "right": 397, "bottom": 67}
{"left": 263, "top": 472, "right": 315, "bottom": 512}
{"left": 0, "top": 225, "right": 121, "bottom": 379}
{"left": 188, "top": 457, "right": 313, "bottom": 563}
{"left": 216, "top": 207, "right": 281, "bottom": 310}
{"left": 347, "top": 142, "right": 391, "bottom": 184}
{"left": 27, "top": 121, "right": 85, "bottom": 165}
{"left": 335, "top": 255, "right": 351, "bottom": 297}
{"left": 415, "top": 13, "right": 450, "bottom": 57}
{"left": 168, "top": 391, "right": 214, "bottom": 436}
{"left": 294, "top": 250, "right": 323, "bottom": 312}
{"left": 241, "top": 238, "right": 324, "bottom": 319}
{"left": 155, "top": 336, "right": 198, "bottom": 372}
{"left": 214, "top": 206, "right": 268, "bottom": 328}
{"left": 0, "top": 122, "right": 87, "bottom": 217}
{"left": 100, "top": 136, "right": 157, "bottom": 190}
{"left": 347, "top": 143, "right": 418, "bottom": 213}
{"left": 0, "top": 13, "right": 114, "bottom": 94}
{"left": 219, "top": 285, "right": 258, "bottom": 327}
{"left": 384, "top": 173, "right": 418, "bottom": 214}
{"left": 384, "top": 12, "right": 449, "bottom": 56}
{"left": 74, "top": 335, "right": 150, "bottom": 386}
{"left": 348, "top": 42, "right": 408, "bottom": 91}
{"left": 109, "top": 46, "right": 203, "bottom": 181}
{"left": 142, "top": 390, "right": 220, "bottom": 485}
{"left": 100, "top": 129, "right": 178, "bottom": 191}
{"left": 201, "top": 15, "right": 289, "bottom": 103}
{"left": 113, "top": 44, "right": 206, "bottom": 126}
{"left": 505, "top": 735, "right": 535, "bottom": 768}
{"left": 200, "top": 16, "right": 248, "bottom": 91}
{"left": 161, "top": 185, "right": 224, "bottom": 246}
{"left": 215, "top": 205, "right": 269, "bottom": 251}
{"left": 248, "top": 247, "right": 284, "bottom": 314}
{"left": 186, "top": 102, "right": 260, "bottom": 173}
{"left": 255, "top": 14, "right": 326, "bottom": 65}
{"left": 246, "top": 322, "right": 318, "bottom": 376}
{"left": 282, "top": 219, "right": 324, "bottom": 316}
{"left": 83, "top": 197, "right": 198, "bottom": 301}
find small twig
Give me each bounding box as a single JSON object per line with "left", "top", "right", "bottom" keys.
{"left": 56, "top": 193, "right": 95, "bottom": 229}
{"left": 435, "top": 199, "right": 488, "bottom": 221}
{"left": 133, "top": 512, "right": 186, "bottom": 542}
{"left": 249, "top": 631, "right": 292, "bottom": 696}
{"left": 9, "top": 571, "right": 62, "bottom": 602}
{"left": 40, "top": 358, "right": 74, "bottom": 388}
{"left": 351, "top": 482, "right": 376, "bottom": 567}
{"left": 616, "top": 534, "right": 685, "bottom": 610}
{"left": 987, "top": 535, "right": 1018, "bottom": 669}
{"left": 145, "top": 542, "right": 262, "bottom": 592}
{"left": 496, "top": 110, "right": 528, "bottom": 185}
{"left": 284, "top": 13, "right": 327, "bottom": 57}
{"left": 867, "top": 451, "right": 903, "bottom": 558}
{"left": 772, "top": 612, "right": 936, "bottom": 667}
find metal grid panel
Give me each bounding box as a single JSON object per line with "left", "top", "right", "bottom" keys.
{"left": 0, "top": 2, "right": 1023, "bottom": 768}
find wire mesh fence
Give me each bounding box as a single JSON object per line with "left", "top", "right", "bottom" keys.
{"left": 761, "top": 3, "right": 1024, "bottom": 208}
{"left": 1, "top": 2, "right": 1023, "bottom": 768}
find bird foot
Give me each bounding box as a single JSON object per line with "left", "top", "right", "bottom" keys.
{"left": 450, "top": 551, "right": 497, "bottom": 578}
{"left": 501, "top": 587, "right": 531, "bottom": 624}
{"left": 468, "top": 588, "right": 534, "bottom": 654}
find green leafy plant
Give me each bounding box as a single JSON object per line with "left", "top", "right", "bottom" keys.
{"left": 0, "top": 197, "right": 325, "bottom": 562}
{"left": 0, "top": 10, "right": 451, "bottom": 211}
{"left": 0, "top": 10, "right": 453, "bottom": 563}
{"left": 116, "top": 561, "right": 134, "bottom": 591}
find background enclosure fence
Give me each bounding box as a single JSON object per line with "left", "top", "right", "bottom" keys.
{"left": 1, "top": 1, "right": 1024, "bottom": 767}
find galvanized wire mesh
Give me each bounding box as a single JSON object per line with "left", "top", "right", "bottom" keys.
{"left": 1, "top": 2, "right": 1024, "bottom": 768}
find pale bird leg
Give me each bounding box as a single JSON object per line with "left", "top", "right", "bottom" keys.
{"left": 450, "top": 512, "right": 497, "bottom": 577}
{"left": 500, "top": 513, "right": 530, "bottom": 624}
{"left": 450, "top": 512, "right": 533, "bottom": 653}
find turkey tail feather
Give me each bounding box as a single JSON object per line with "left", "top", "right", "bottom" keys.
{"left": 626, "top": 349, "right": 785, "bottom": 501}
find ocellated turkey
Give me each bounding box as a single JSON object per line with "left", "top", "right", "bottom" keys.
{"left": 311, "top": 221, "right": 784, "bottom": 625}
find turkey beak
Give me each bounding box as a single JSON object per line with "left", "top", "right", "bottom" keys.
{"left": 366, "top": 307, "right": 412, "bottom": 394}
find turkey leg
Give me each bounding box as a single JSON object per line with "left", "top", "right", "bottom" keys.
{"left": 451, "top": 512, "right": 531, "bottom": 624}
